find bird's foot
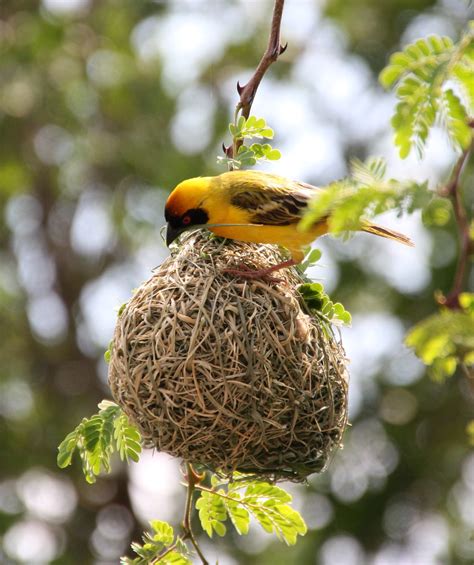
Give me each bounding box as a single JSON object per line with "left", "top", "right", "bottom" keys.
{"left": 223, "top": 259, "right": 298, "bottom": 284}
{"left": 223, "top": 265, "right": 283, "bottom": 284}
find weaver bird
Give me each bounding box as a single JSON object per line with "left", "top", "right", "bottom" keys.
{"left": 165, "top": 170, "right": 413, "bottom": 278}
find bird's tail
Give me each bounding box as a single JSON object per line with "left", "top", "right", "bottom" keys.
{"left": 362, "top": 222, "right": 414, "bottom": 247}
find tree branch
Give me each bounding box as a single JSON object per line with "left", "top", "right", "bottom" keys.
{"left": 438, "top": 143, "right": 472, "bottom": 309}
{"left": 237, "top": 0, "right": 287, "bottom": 118}
{"left": 225, "top": 0, "right": 286, "bottom": 159}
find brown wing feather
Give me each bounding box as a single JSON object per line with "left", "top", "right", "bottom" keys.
{"left": 230, "top": 177, "right": 318, "bottom": 226}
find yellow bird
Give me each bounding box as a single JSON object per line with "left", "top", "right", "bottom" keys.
{"left": 165, "top": 170, "right": 413, "bottom": 277}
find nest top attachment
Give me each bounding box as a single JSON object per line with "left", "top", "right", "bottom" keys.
{"left": 108, "top": 232, "right": 348, "bottom": 482}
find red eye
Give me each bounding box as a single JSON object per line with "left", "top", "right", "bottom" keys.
{"left": 182, "top": 215, "right": 191, "bottom": 225}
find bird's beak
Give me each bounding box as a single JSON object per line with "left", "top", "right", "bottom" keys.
{"left": 166, "top": 223, "right": 183, "bottom": 247}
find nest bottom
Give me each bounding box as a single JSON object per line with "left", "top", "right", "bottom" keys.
{"left": 109, "top": 233, "right": 349, "bottom": 482}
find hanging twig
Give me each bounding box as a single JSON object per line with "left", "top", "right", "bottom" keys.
{"left": 224, "top": 0, "right": 286, "bottom": 159}
{"left": 438, "top": 141, "right": 473, "bottom": 309}
{"left": 153, "top": 463, "right": 207, "bottom": 564}
{"left": 182, "top": 463, "right": 208, "bottom": 565}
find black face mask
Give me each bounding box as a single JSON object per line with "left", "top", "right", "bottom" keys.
{"left": 165, "top": 208, "right": 209, "bottom": 246}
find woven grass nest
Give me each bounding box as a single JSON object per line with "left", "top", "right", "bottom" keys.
{"left": 108, "top": 231, "right": 349, "bottom": 482}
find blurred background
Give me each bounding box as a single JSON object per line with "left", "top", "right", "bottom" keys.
{"left": 1, "top": 0, "right": 473, "bottom": 563}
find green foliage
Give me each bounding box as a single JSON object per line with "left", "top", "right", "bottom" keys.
{"left": 218, "top": 115, "right": 281, "bottom": 169}
{"left": 117, "top": 301, "right": 128, "bottom": 316}
{"left": 298, "top": 247, "right": 323, "bottom": 273}
{"left": 421, "top": 197, "right": 452, "bottom": 226}
{"left": 299, "top": 157, "right": 430, "bottom": 234}
{"left": 441, "top": 89, "right": 472, "bottom": 150}
{"left": 57, "top": 400, "right": 141, "bottom": 483}
{"left": 195, "top": 479, "right": 307, "bottom": 546}
{"left": 380, "top": 24, "right": 474, "bottom": 157}
{"left": 104, "top": 303, "right": 128, "bottom": 362}
{"left": 405, "top": 293, "right": 474, "bottom": 381}
{"left": 467, "top": 421, "right": 474, "bottom": 446}
{"left": 196, "top": 490, "right": 228, "bottom": 537}
{"left": 299, "top": 282, "right": 351, "bottom": 327}
{"left": 59, "top": 401, "right": 306, "bottom": 554}
{"left": 121, "top": 520, "right": 191, "bottom": 565}
{"left": 104, "top": 339, "right": 114, "bottom": 364}
{"left": 452, "top": 42, "right": 474, "bottom": 113}
{"left": 229, "top": 115, "right": 275, "bottom": 140}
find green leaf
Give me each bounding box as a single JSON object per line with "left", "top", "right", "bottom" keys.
{"left": 266, "top": 148, "right": 281, "bottom": 160}
{"left": 57, "top": 401, "right": 142, "bottom": 483}
{"left": 333, "top": 303, "right": 352, "bottom": 325}
{"left": 260, "top": 128, "right": 274, "bottom": 138}
{"left": 219, "top": 114, "right": 281, "bottom": 170}
{"left": 57, "top": 430, "right": 80, "bottom": 468}
{"left": 380, "top": 35, "right": 453, "bottom": 88}
{"left": 431, "top": 356, "right": 457, "bottom": 381}
{"left": 159, "top": 551, "right": 192, "bottom": 564}
{"left": 213, "top": 521, "right": 227, "bottom": 537}
{"left": 406, "top": 308, "right": 474, "bottom": 380}
{"left": 195, "top": 475, "right": 307, "bottom": 545}
{"left": 121, "top": 520, "right": 191, "bottom": 565}
{"left": 307, "top": 248, "right": 322, "bottom": 264}
{"left": 441, "top": 89, "right": 472, "bottom": 149}
{"left": 249, "top": 143, "right": 266, "bottom": 158}
{"left": 299, "top": 157, "right": 431, "bottom": 234}
{"left": 459, "top": 293, "right": 474, "bottom": 313}
{"left": 452, "top": 55, "right": 474, "bottom": 113}
{"left": 351, "top": 157, "right": 387, "bottom": 185}
{"left": 467, "top": 420, "right": 474, "bottom": 446}
{"left": 195, "top": 490, "right": 227, "bottom": 538}
{"left": 380, "top": 26, "right": 473, "bottom": 157}
{"left": 237, "top": 483, "right": 306, "bottom": 545}
{"left": 238, "top": 483, "right": 306, "bottom": 545}
{"left": 114, "top": 411, "right": 142, "bottom": 462}
{"left": 392, "top": 79, "right": 436, "bottom": 158}
{"left": 244, "top": 483, "right": 292, "bottom": 504}
{"left": 299, "top": 282, "right": 351, "bottom": 328}
{"left": 224, "top": 496, "right": 250, "bottom": 535}
{"left": 117, "top": 302, "right": 128, "bottom": 316}
{"left": 239, "top": 115, "right": 272, "bottom": 139}
{"left": 236, "top": 146, "right": 258, "bottom": 168}
{"left": 104, "top": 339, "right": 114, "bottom": 363}
{"left": 422, "top": 197, "right": 452, "bottom": 226}
{"left": 150, "top": 520, "right": 174, "bottom": 546}
{"left": 245, "top": 115, "right": 256, "bottom": 128}
{"left": 298, "top": 247, "right": 323, "bottom": 273}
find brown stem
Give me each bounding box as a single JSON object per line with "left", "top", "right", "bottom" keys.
{"left": 153, "top": 539, "right": 182, "bottom": 564}
{"left": 182, "top": 462, "right": 209, "bottom": 565}
{"left": 237, "top": 0, "right": 286, "bottom": 119}
{"left": 438, "top": 143, "right": 472, "bottom": 309}
{"left": 226, "top": 0, "right": 286, "bottom": 159}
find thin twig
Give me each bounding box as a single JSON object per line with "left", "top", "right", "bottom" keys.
{"left": 225, "top": 0, "right": 286, "bottom": 159}
{"left": 236, "top": 0, "right": 287, "bottom": 118}
{"left": 153, "top": 538, "right": 183, "bottom": 564}
{"left": 152, "top": 463, "right": 207, "bottom": 564}
{"left": 182, "top": 462, "right": 209, "bottom": 565}
{"left": 438, "top": 143, "right": 472, "bottom": 309}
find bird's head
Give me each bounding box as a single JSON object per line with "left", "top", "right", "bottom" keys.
{"left": 164, "top": 177, "right": 211, "bottom": 246}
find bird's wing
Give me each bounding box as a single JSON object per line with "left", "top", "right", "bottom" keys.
{"left": 230, "top": 180, "right": 318, "bottom": 226}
